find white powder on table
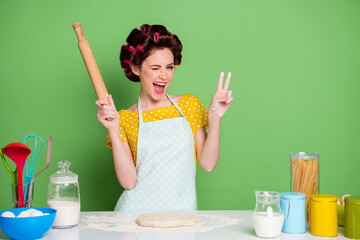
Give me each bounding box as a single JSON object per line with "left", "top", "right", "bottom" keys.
{"left": 82, "top": 212, "right": 239, "bottom": 233}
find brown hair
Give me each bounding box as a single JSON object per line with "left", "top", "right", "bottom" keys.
{"left": 120, "top": 24, "right": 183, "bottom": 82}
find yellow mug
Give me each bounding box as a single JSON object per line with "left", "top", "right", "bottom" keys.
{"left": 310, "top": 194, "right": 338, "bottom": 237}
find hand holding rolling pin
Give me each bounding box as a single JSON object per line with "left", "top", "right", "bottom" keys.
{"left": 96, "top": 95, "right": 119, "bottom": 131}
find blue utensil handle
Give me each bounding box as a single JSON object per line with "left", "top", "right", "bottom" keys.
{"left": 24, "top": 176, "right": 32, "bottom": 202}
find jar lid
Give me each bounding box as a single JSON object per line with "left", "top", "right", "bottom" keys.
{"left": 289, "top": 152, "right": 320, "bottom": 160}
{"left": 345, "top": 196, "right": 360, "bottom": 204}
{"left": 281, "top": 192, "right": 306, "bottom": 200}
{"left": 311, "top": 194, "right": 337, "bottom": 202}
{"left": 50, "top": 161, "right": 78, "bottom": 184}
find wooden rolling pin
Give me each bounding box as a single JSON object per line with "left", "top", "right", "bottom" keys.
{"left": 73, "top": 23, "right": 113, "bottom": 120}
{"left": 73, "top": 23, "right": 109, "bottom": 101}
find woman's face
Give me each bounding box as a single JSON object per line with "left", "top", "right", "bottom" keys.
{"left": 132, "top": 48, "right": 175, "bottom": 101}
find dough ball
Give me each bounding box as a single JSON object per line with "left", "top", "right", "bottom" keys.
{"left": 30, "top": 210, "right": 44, "bottom": 217}
{"left": 1, "top": 211, "right": 15, "bottom": 218}
{"left": 17, "top": 210, "right": 32, "bottom": 218}
{"left": 24, "top": 208, "right": 37, "bottom": 215}
{"left": 136, "top": 211, "right": 200, "bottom": 228}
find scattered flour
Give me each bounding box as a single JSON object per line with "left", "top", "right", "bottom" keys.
{"left": 82, "top": 212, "right": 239, "bottom": 233}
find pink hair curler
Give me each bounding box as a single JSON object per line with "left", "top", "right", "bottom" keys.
{"left": 140, "top": 25, "right": 146, "bottom": 32}
{"left": 154, "top": 32, "right": 160, "bottom": 43}
{"left": 124, "top": 59, "right": 134, "bottom": 65}
{"left": 144, "top": 33, "right": 153, "bottom": 40}
{"left": 125, "top": 68, "right": 133, "bottom": 77}
{"left": 128, "top": 46, "right": 137, "bottom": 53}
{"left": 136, "top": 44, "right": 144, "bottom": 52}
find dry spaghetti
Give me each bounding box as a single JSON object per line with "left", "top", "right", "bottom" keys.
{"left": 290, "top": 153, "right": 319, "bottom": 221}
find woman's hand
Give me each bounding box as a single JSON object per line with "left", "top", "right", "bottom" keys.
{"left": 95, "top": 94, "right": 119, "bottom": 131}
{"left": 208, "top": 72, "right": 233, "bottom": 120}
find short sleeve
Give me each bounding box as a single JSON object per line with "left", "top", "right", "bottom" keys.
{"left": 105, "top": 111, "right": 129, "bottom": 149}
{"left": 182, "top": 94, "right": 208, "bottom": 132}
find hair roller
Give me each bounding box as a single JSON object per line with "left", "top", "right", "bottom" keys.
{"left": 128, "top": 46, "right": 137, "bottom": 53}
{"left": 144, "top": 33, "right": 153, "bottom": 40}
{"left": 124, "top": 67, "right": 133, "bottom": 77}
{"left": 154, "top": 32, "right": 160, "bottom": 43}
{"left": 124, "top": 59, "right": 134, "bottom": 65}
{"left": 136, "top": 44, "right": 144, "bottom": 52}
{"left": 139, "top": 25, "right": 146, "bottom": 32}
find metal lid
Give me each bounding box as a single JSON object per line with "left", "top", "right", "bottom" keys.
{"left": 50, "top": 161, "right": 78, "bottom": 184}
{"left": 310, "top": 194, "right": 337, "bottom": 202}
{"left": 281, "top": 192, "right": 306, "bottom": 200}
{"left": 345, "top": 196, "right": 360, "bottom": 204}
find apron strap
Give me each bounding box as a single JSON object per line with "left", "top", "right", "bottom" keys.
{"left": 137, "top": 96, "right": 143, "bottom": 125}
{"left": 165, "top": 93, "right": 185, "bottom": 117}
{"left": 137, "top": 94, "right": 185, "bottom": 125}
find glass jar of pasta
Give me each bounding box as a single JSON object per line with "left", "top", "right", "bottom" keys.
{"left": 290, "top": 152, "right": 319, "bottom": 222}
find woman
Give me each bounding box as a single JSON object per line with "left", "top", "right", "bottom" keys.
{"left": 96, "top": 24, "right": 232, "bottom": 212}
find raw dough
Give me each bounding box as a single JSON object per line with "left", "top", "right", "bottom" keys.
{"left": 136, "top": 211, "right": 200, "bottom": 228}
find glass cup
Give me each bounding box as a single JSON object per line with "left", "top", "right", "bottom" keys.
{"left": 11, "top": 183, "right": 33, "bottom": 208}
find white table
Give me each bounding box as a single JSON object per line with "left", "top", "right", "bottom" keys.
{"left": 0, "top": 211, "right": 349, "bottom": 240}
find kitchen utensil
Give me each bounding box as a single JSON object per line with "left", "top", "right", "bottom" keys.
{"left": 310, "top": 194, "right": 337, "bottom": 237}
{"left": 251, "top": 191, "right": 284, "bottom": 238}
{"left": 0, "top": 207, "right": 56, "bottom": 240}
{"left": 23, "top": 134, "right": 44, "bottom": 201}
{"left": 1, "top": 148, "right": 18, "bottom": 199}
{"left": 73, "top": 23, "right": 113, "bottom": 121}
{"left": 27, "top": 136, "right": 52, "bottom": 205}
{"left": 2, "top": 143, "right": 31, "bottom": 208}
{"left": 290, "top": 152, "right": 319, "bottom": 221}
{"left": 280, "top": 192, "right": 306, "bottom": 233}
{"left": 48, "top": 160, "right": 80, "bottom": 228}
{"left": 345, "top": 196, "right": 360, "bottom": 239}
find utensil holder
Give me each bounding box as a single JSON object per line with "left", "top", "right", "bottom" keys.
{"left": 11, "top": 183, "right": 33, "bottom": 208}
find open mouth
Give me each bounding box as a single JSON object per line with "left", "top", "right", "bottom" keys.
{"left": 153, "top": 82, "right": 166, "bottom": 94}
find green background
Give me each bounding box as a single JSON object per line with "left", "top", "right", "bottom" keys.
{"left": 0, "top": 0, "right": 359, "bottom": 211}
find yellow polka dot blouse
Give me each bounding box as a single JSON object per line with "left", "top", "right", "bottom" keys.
{"left": 106, "top": 94, "right": 208, "bottom": 165}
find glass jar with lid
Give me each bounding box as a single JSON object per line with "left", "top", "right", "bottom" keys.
{"left": 47, "top": 160, "right": 80, "bottom": 228}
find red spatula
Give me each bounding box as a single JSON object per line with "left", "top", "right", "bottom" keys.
{"left": 2, "top": 142, "right": 31, "bottom": 208}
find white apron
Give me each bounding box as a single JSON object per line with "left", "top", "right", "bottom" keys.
{"left": 114, "top": 94, "right": 197, "bottom": 212}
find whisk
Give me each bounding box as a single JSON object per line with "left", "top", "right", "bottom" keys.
{"left": 23, "top": 134, "right": 44, "bottom": 201}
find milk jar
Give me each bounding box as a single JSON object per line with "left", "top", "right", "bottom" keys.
{"left": 48, "top": 161, "right": 80, "bottom": 228}
{"left": 252, "top": 191, "right": 284, "bottom": 238}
